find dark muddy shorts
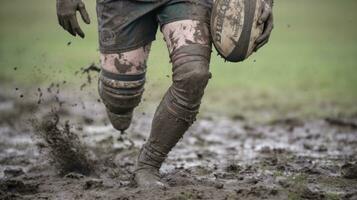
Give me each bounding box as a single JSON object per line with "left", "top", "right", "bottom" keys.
{"left": 96, "top": 0, "right": 213, "bottom": 53}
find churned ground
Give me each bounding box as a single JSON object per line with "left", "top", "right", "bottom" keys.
{"left": 0, "top": 85, "right": 356, "bottom": 199}
{"left": 1, "top": 0, "right": 357, "bottom": 199}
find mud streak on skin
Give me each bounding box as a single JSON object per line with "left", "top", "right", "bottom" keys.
{"left": 100, "top": 44, "right": 151, "bottom": 75}
{"left": 162, "top": 20, "right": 211, "bottom": 53}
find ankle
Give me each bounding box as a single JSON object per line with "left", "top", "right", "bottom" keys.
{"left": 136, "top": 143, "right": 167, "bottom": 170}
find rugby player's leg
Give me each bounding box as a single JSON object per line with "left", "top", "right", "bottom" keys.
{"left": 135, "top": 19, "right": 212, "bottom": 188}
{"left": 99, "top": 44, "right": 151, "bottom": 132}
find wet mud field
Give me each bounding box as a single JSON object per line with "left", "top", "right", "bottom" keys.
{"left": 0, "top": 87, "right": 357, "bottom": 200}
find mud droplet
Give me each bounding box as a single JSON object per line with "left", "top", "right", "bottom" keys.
{"left": 80, "top": 83, "right": 87, "bottom": 91}
{"left": 79, "top": 63, "right": 101, "bottom": 85}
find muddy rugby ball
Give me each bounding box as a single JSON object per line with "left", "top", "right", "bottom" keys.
{"left": 211, "top": 0, "right": 264, "bottom": 62}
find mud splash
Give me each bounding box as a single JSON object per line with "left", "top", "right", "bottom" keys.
{"left": 31, "top": 111, "right": 94, "bottom": 176}
{"left": 75, "top": 63, "right": 100, "bottom": 91}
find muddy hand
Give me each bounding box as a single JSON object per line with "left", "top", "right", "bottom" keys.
{"left": 56, "top": 0, "right": 91, "bottom": 38}
{"left": 254, "top": 0, "right": 274, "bottom": 51}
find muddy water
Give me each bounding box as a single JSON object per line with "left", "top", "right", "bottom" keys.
{"left": 0, "top": 89, "right": 357, "bottom": 200}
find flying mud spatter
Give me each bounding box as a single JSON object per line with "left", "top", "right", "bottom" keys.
{"left": 31, "top": 111, "right": 95, "bottom": 176}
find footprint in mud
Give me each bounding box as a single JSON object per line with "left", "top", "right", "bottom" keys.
{"left": 235, "top": 185, "right": 280, "bottom": 199}
{"left": 0, "top": 178, "right": 39, "bottom": 198}
{"left": 299, "top": 185, "right": 326, "bottom": 200}
{"left": 341, "top": 162, "right": 357, "bottom": 179}
{"left": 83, "top": 179, "right": 104, "bottom": 190}
{"left": 3, "top": 168, "right": 24, "bottom": 179}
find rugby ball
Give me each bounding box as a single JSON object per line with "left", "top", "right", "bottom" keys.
{"left": 211, "top": 0, "right": 264, "bottom": 62}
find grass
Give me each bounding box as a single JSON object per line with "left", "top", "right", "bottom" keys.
{"left": 1, "top": 0, "right": 357, "bottom": 120}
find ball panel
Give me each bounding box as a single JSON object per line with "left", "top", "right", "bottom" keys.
{"left": 211, "top": 0, "right": 245, "bottom": 58}
{"left": 226, "top": 0, "right": 257, "bottom": 62}
{"left": 211, "top": 0, "right": 265, "bottom": 62}
{"left": 220, "top": 0, "right": 245, "bottom": 56}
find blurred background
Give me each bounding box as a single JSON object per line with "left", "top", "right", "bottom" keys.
{"left": 0, "top": 0, "right": 356, "bottom": 121}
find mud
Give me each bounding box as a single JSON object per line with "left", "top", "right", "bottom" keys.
{"left": 162, "top": 20, "right": 211, "bottom": 53}
{"left": 77, "top": 63, "right": 101, "bottom": 85}
{"left": 100, "top": 45, "right": 150, "bottom": 75}
{"left": 31, "top": 111, "right": 94, "bottom": 176}
{"left": 0, "top": 88, "right": 357, "bottom": 200}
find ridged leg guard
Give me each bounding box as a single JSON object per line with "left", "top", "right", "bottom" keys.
{"left": 135, "top": 44, "right": 212, "bottom": 188}
{"left": 98, "top": 69, "right": 145, "bottom": 132}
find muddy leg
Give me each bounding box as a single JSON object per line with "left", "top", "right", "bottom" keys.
{"left": 98, "top": 44, "right": 151, "bottom": 132}
{"left": 135, "top": 20, "right": 212, "bottom": 188}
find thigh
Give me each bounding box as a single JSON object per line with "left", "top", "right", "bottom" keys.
{"left": 157, "top": 0, "right": 213, "bottom": 29}
{"left": 158, "top": 0, "right": 213, "bottom": 53}
{"left": 97, "top": 0, "right": 159, "bottom": 54}
{"left": 162, "top": 20, "right": 211, "bottom": 53}
{"left": 100, "top": 44, "right": 151, "bottom": 75}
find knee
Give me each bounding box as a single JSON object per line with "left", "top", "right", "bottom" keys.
{"left": 98, "top": 69, "right": 145, "bottom": 114}
{"left": 163, "top": 62, "right": 212, "bottom": 124}
{"left": 179, "top": 66, "right": 211, "bottom": 89}
{"left": 170, "top": 44, "right": 212, "bottom": 103}
{"left": 98, "top": 49, "right": 149, "bottom": 115}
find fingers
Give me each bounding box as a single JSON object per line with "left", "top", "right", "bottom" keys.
{"left": 258, "top": 3, "right": 271, "bottom": 24}
{"left": 63, "top": 19, "right": 76, "bottom": 37}
{"left": 78, "top": 2, "right": 91, "bottom": 24}
{"left": 58, "top": 15, "right": 86, "bottom": 38}
{"left": 254, "top": 37, "right": 269, "bottom": 52}
{"left": 70, "top": 17, "right": 85, "bottom": 38}
{"left": 254, "top": 1, "right": 274, "bottom": 51}
{"left": 254, "top": 13, "right": 274, "bottom": 51}
{"left": 57, "top": 15, "right": 63, "bottom": 27}
{"left": 57, "top": 1, "right": 89, "bottom": 38}
{"left": 256, "top": 14, "right": 274, "bottom": 44}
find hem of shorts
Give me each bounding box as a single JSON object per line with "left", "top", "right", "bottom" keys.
{"left": 99, "top": 37, "right": 156, "bottom": 54}
{"left": 159, "top": 17, "right": 210, "bottom": 30}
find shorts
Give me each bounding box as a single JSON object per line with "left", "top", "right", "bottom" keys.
{"left": 96, "top": 0, "right": 213, "bottom": 53}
